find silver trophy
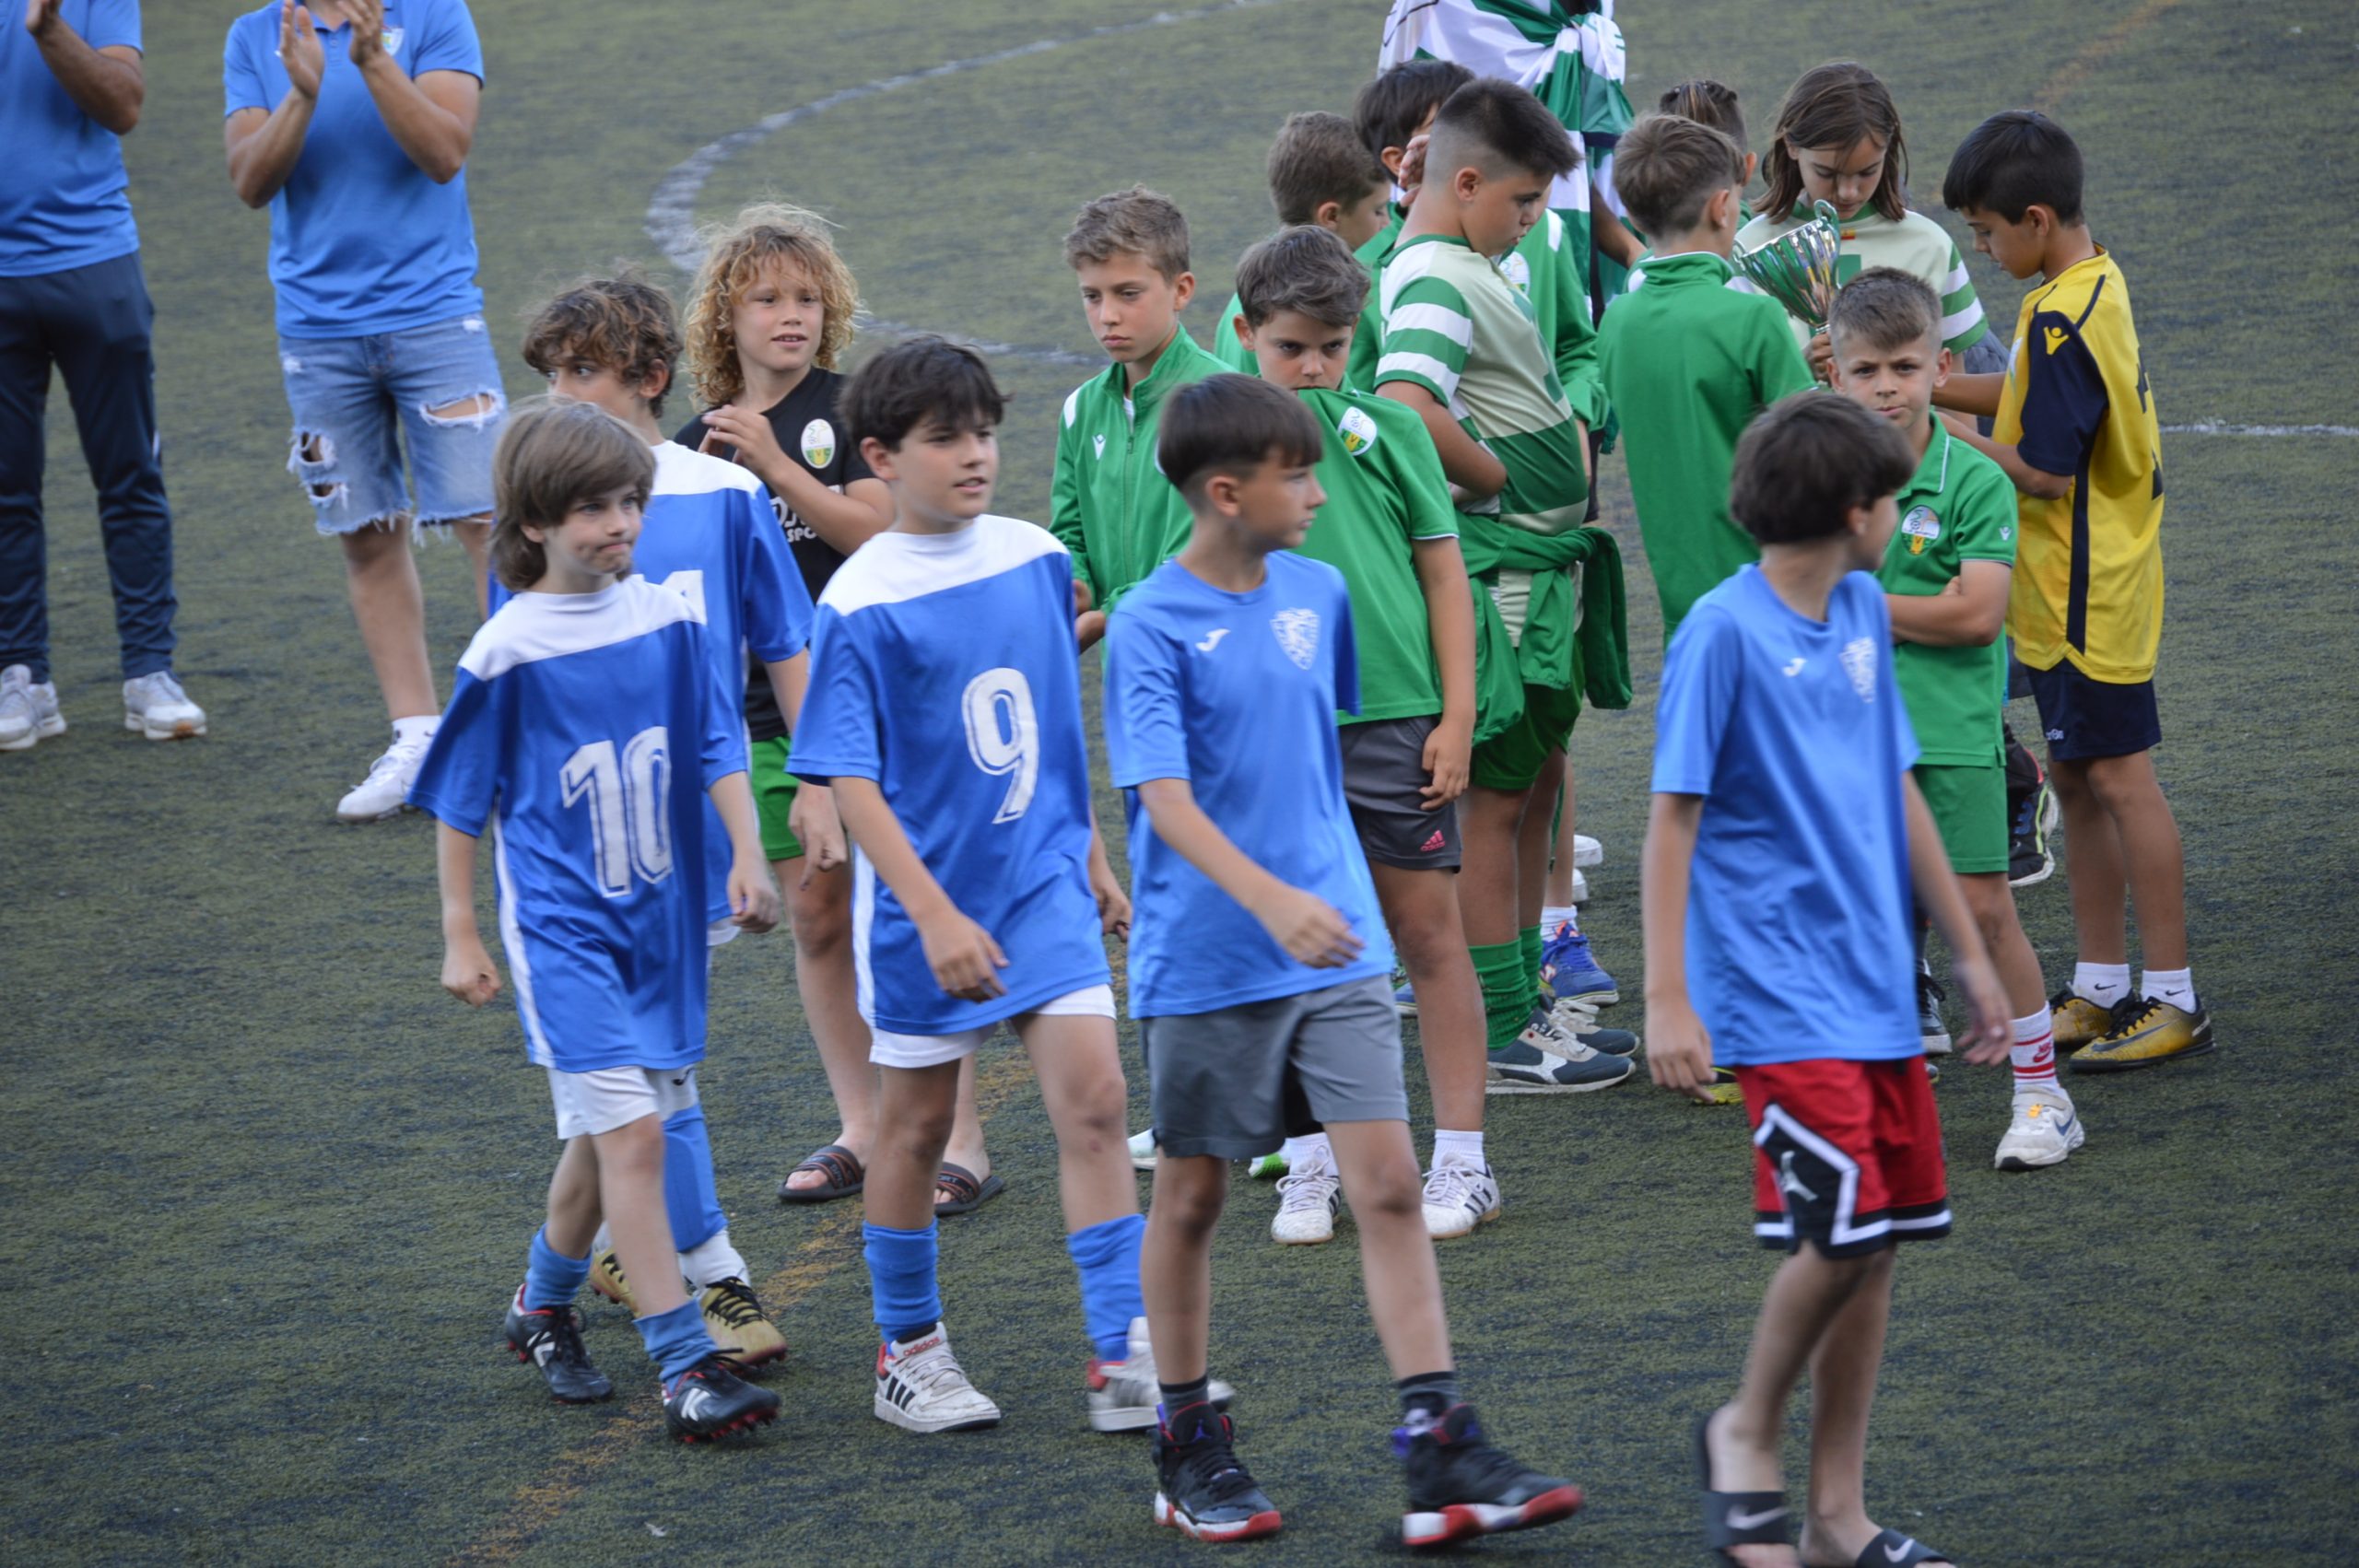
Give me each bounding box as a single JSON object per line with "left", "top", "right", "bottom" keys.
{"left": 1733, "top": 200, "right": 1843, "bottom": 332}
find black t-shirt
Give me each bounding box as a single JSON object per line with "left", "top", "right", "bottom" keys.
{"left": 675, "top": 368, "right": 874, "bottom": 743}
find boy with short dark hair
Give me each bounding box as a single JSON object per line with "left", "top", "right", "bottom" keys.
{"left": 515, "top": 273, "right": 815, "bottom": 1365}
{"left": 1206, "top": 111, "right": 1393, "bottom": 374}
{"left": 1376, "top": 78, "right": 1635, "bottom": 1103}
{"left": 1053, "top": 186, "right": 1228, "bottom": 648}
{"left": 1935, "top": 110, "right": 2211, "bottom": 1071}
{"left": 1828, "top": 267, "right": 2084, "bottom": 1170}
{"left": 414, "top": 398, "right": 783, "bottom": 1443}
{"left": 1642, "top": 392, "right": 2010, "bottom": 1567}
{"left": 1601, "top": 112, "right": 1815, "bottom": 648}
{"left": 792, "top": 337, "right": 1199, "bottom": 1436}
{"left": 1108, "top": 371, "right": 1580, "bottom": 1548}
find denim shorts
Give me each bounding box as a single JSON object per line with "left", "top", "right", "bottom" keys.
{"left": 276, "top": 312, "right": 507, "bottom": 534}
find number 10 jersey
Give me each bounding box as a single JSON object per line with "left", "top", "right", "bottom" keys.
{"left": 790, "top": 515, "right": 1110, "bottom": 1037}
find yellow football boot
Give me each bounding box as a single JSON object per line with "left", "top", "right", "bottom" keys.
{"left": 2048, "top": 990, "right": 2117, "bottom": 1056}
{"left": 588, "top": 1248, "right": 637, "bottom": 1314}
{"left": 700, "top": 1279, "right": 788, "bottom": 1371}
{"left": 2068, "top": 995, "right": 2215, "bottom": 1073}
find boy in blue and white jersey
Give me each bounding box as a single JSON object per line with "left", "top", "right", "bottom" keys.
{"left": 789, "top": 337, "right": 1173, "bottom": 1437}
{"left": 411, "top": 400, "right": 783, "bottom": 1443}
{"left": 1106, "top": 374, "right": 1579, "bottom": 1549}
{"left": 511, "top": 276, "right": 814, "bottom": 1369}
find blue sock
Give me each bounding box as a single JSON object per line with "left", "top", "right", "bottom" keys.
{"left": 863, "top": 1221, "right": 942, "bottom": 1348}
{"left": 523, "top": 1226, "right": 592, "bottom": 1311}
{"left": 1066, "top": 1212, "right": 1146, "bottom": 1363}
{"left": 662, "top": 1104, "right": 727, "bottom": 1252}
{"left": 633, "top": 1300, "right": 717, "bottom": 1382}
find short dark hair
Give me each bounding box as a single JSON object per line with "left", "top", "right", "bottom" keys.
{"left": 1426, "top": 78, "right": 1581, "bottom": 186}
{"left": 1657, "top": 78, "right": 1746, "bottom": 148}
{"left": 1729, "top": 392, "right": 1916, "bottom": 544}
{"left": 839, "top": 335, "right": 1007, "bottom": 454}
{"left": 1234, "top": 226, "right": 1369, "bottom": 331}
{"left": 490, "top": 398, "right": 657, "bottom": 590}
{"left": 1826, "top": 266, "right": 1942, "bottom": 356}
{"left": 1063, "top": 185, "right": 1191, "bottom": 281}
{"left": 520, "top": 271, "right": 684, "bottom": 419}
{"left": 1942, "top": 110, "right": 2084, "bottom": 223}
{"left": 1353, "top": 59, "right": 1473, "bottom": 162}
{"left": 1158, "top": 374, "right": 1324, "bottom": 507}
{"left": 1266, "top": 111, "right": 1389, "bottom": 227}
{"left": 1614, "top": 112, "right": 1745, "bottom": 240}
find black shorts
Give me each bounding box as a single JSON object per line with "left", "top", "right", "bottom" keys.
{"left": 2025, "top": 659, "right": 2160, "bottom": 761}
{"left": 1340, "top": 716, "right": 1461, "bottom": 871}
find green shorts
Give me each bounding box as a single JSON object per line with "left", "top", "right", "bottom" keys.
{"left": 1914, "top": 762, "right": 2007, "bottom": 875}
{"left": 750, "top": 735, "right": 804, "bottom": 862}
{"left": 1471, "top": 683, "right": 1582, "bottom": 792}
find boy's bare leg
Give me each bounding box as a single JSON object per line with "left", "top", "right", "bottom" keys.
{"left": 338, "top": 520, "right": 436, "bottom": 721}
{"left": 776, "top": 856, "right": 878, "bottom": 1191}
{"left": 1542, "top": 755, "right": 1577, "bottom": 910}
{"left": 1370, "top": 863, "right": 1485, "bottom": 1132}
{"left": 1458, "top": 785, "right": 1531, "bottom": 947}
{"left": 590, "top": 1114, "right": 691, "bottom": 1320}
{"left": 938, "top": 1056, "right": 992, "bottom": 1202}
{"left": 1142, "top": 1154, "right": 1228, "bottom": 1384}
{"left": 1516, "top": 752, "right": 1566, "bottom": 932}
{"left": 1796, "top": 1249, "right": 1897, "bottom": 1567}
{"left": 2082, "top": 751, "right": 2189, "bottom": 970}
{"left": 2046, "top": 757, "right": 2129, "bottom": 965}
{"left": 542, "top": 1135, "right": 603, "bottom": 1258}
{"left": 1017, "top": 1014, "right": 1135, "bottom": 1230}
{"left": 1962, "top": 873, "right": 2047, "bottom": 1014}
{"left": 866, "top": 1060, "right": 963, "bottom": 1231}
{"left": 1325, "top": 1120, "right": 1452, "bottom": 1374}
{"left": 453, "top": 517, "right": 491, "bottom": 621}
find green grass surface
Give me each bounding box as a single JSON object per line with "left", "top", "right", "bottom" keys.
{"left": 4, "top": 1, "right": 2355, "bottom": 1562}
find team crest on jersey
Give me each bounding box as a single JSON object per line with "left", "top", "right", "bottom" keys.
{"left": 1337, "top": 406, "right": 1379, "bottom": 458}
{"left": 1271, "top": 608, "right": 1320, "bottom": 670}
{"left": 1093, "top": 433, "right": 1107, "bottom": 461}
{"left": 381, "top": 26, "right": 404, "bottom": 55}
{"left": 1900, "top": 505, "right": 1941, "bottom": 556}
{"left": 1840, "top": 637, "right": 1878, "bottom": 701}
{"left": 800, "top": 419, "right": 835, "bottom": 467}
{"left": 1496, "top": 252, "right": 1532, "bottom": 293}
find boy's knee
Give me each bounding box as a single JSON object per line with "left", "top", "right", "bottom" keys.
{"left": 1154, "top": 1169, "right": 1228, "bottom": 1236}
{"left": 789, "top": 883, "right": 852, "bottom": 954}
{"left": 1351, "top": 1150, "right": 1426, "bottom": 1222}
{"left": 420, "top": 390, "right": 503, "bottom": 428}
{"left": 1059, "top": 1068, "right": 1130, "bottom": 1144}
{"left": 2081, "top": 754, "right": 2158, "bottom": 813}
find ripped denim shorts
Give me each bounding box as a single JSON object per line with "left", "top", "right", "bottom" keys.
{"left": 276, "top": 311, "right": 508, "bottom": 535}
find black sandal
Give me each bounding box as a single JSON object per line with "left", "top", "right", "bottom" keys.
{"left": 777, "top": 1143, "right": 864, "bottom": 1204}
{"left": 933, "top": 1161, "right": 1005, "bottom": 1217}
{"left": 1849, "top": 1528, "right": 1954, "bottom": 1566}
{"left": 1693, "top": 1412, "right": 1793, "bottom": 1564}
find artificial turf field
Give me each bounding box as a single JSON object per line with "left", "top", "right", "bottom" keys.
{"left": 4, "top": 0, "right": 2355, "bottom": 1561}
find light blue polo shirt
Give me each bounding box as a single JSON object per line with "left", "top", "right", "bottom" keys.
{"left": 0, "top": 0, "right": 142, "bottom": 277}
{"left": 222, "top": 0, "right": 487, "bottom": 338}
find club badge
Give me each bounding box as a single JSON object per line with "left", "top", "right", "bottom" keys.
{"left": 1900, "top": 505, "right": 1941, "bottom": 556}
{"left": 800, "top": 419, "right": 835, "bottom": 468}
{"left": 1337, "top": 406, "right": 1379, "bottom": 458}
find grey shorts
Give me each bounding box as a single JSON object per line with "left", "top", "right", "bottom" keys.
{"left": 1143, "top": 975, "right": 1410, "bottom": 1160}
{"left": 1340, "top": 716, "right": 1461, "bottom": 871}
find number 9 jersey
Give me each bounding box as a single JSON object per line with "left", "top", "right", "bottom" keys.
{"left": 789, "top": 515, "right": 1111, "bottom": 1037}
{"left": 408, "top": 578, "right": 750, "bottom": 1073}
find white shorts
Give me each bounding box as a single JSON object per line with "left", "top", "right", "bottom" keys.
{"left": 548, "top": 1063, "right": 700, "bottom": 1141}
{"left": 869, "top": 985, "right": 1117, "bottom": 1071}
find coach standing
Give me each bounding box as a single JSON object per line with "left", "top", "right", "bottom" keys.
{"left": 0, "top": 0, "right": 206, "bottom": 753}
{"left": 224, "top": 0, "right": 499, "bottom": 822}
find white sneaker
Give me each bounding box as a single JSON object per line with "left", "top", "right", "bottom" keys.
{"left": 0, "top": 665, "right": 65, "bottom": 752}
{"left": 122, "top": 671, "right": 205, "bottom": 740}
{"left": 1127, "top": 1127, "right": 1158, "bottom": 1171}
{"left": 1571, "top": 833, "right": 1602, "bottom": 868}
{"left": 1421, "top": 1157, "right": 1502, "bottom": 1240}
{"left": 874, "top": 1324, "right": 1002, "bottom": 1433}
{"left": 1994, "top": 1091, "right": 2085, "bottom": 1171}
{"left": 1086, "top": 1316, "right": 1236, "bottom": 1432}
{"left": 336, "top": 733, "right": 430, "bottom": 823}
{"left": 1571, "top": 867, "right": 1590, "bottom": 903}
{"left": 1271, "top": 1143, "right": 1342, "bottom": 1245}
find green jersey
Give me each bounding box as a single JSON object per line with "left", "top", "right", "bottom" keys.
{"left": 1050, "top": 328, "right": 1229, "bottom": 612}
{"left": 1208, "top": 288, "right": 1254, "bottom": 374}
{"left": 1596, "top": 249, "right": 1814, "bottom": 643}
{"left": 1735, "top": 204, "right": 1990, "bottom": 355}
{"left": 1878, "top": 420, "right": 2017, "bottom": 766}
{"left": 1288, "top": 387, "right": 1459, "bottom": 724}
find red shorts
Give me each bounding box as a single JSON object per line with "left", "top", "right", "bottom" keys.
{"left": 1736, "top": 1058, "right": 1950, "bottom": 1258}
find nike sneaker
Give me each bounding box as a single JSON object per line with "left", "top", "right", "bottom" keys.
{"left": 502, "top": 1286, "right": 613, "bottom": 1404}
{"left": 1918, "top": 964, "right": 1952, "bottom": 1054}
{"left": 1271, "top": 1141, "right": 1342, "bottom": 1245}
{"left": 1398, "top": 1402, "right": 1581, "bottom": 1548}
{"left": 2048, "top": 989, "right": 2115, "bottom": 1055}
{"left": 662, "top": 1353, "right": 780, "bottom": 1442}
{"left": 1086, "top": 1316, "right": 1235, "bottom": 1433}
{"left": 1540, "top": 924, "right": 1618, "bottom": 1006}
{"left": 2069, "top": 995, "right": 2216, "bottom": 1073}
{"left": 0, "top": 665, "right": 65, "bottom": 752}
{"left": 1486, "top": 1012, "right": 1631, "bottom": 1094}
{"left": 1154, "top": 1401, "right": 1282, "bottom": 1542}
{"left": 874, "top": 1324, "right": 1002, "bottom": 1433}
{"left": 1421, "top": 1157, "right": 1502, "bottom": 1241}
{"left": 1994, "top": 1091, "right": 2085, "bottom": 1171}
{"left": 700, "top": 1278, "right": 787, "bottom": 1371}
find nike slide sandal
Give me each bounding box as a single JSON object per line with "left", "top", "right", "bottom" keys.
{"left": 1849, "top": 1527, "right": 1954, "bottom": 1566}
{"left": 1693, "top": 1412, "right": 1792, "bottom": 1564}
{"left": 933, "top": 1162, "right": 1005, "bottom": 1217}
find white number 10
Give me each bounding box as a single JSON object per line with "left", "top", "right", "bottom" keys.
{"left": 961, "top": 667, "right": 1039, "bottom": 824}
{"left": 560, "top": 725, "right": 675, "bottom": 895}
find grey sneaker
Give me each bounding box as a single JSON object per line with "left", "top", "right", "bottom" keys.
{"left": 1485, "top": 1011, "right": 1633, "bottom": 1094}
{"left": 123, "top": 671, "right": 205, "bottom": 741}
{"left": 0, "top": 665, "right": 65, "bottom": 752}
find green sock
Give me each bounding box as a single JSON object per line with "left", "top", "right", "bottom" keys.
{"left": 1472, "top": 941, "right": 1528, "bottom": 1052}
{"left": 1520, "top": 924, "right": 1546, "bottom": 1012}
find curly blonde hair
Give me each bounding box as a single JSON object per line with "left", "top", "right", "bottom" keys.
{"left": 681, "top": 203, "right": 861, "bottom": 409}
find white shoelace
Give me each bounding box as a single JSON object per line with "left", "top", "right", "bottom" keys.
{"left": 1275, "top": 1159, "right": 1337, "bottom": 1212}
{"left": 898, "top": 1343, "right": 979, "bottom": 1401}
{"left": 1422, "top": 1159, "right": 1488, "bottom": 1210}
{"left": 358, "top": 738, "right": 428, "bottom": 787}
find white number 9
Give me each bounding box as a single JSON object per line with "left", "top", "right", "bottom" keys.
{"left": 961, "top": 667, "right": 1039, "bottom": 825}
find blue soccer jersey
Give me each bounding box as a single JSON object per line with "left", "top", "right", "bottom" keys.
{"left": 491, "top": 441, "right": 811, "bottom": 923}
{"left": 789, "top": 515, "right": 1109, "bottom": 1036}
{"left": 1651, "top": 566, "right": 1921, "bottom": 1066}
{"left": 1104, "top": 553, "right": 1392, "bottom": 1017}
{"left": 409, "top": 579, "right": 748, "bottom": 1073}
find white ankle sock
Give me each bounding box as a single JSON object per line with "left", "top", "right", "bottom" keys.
{"left": 2139, "top": 967, "right": 2196, "bottom": 1012}
{"left": 1541, "top": 904, "right": 1578, "bottom": 938}
{"left": 2010, "top": 1007, "right": 2060, "bottom": 1093}
{"left": 679, "top": 1231, "right": 748, "bottom": 1290}
{"left": 1280, "top": 1133, "right": 1331, "bottom": 1169}
{"left": 1431, "top": 1128, "right": 1485, "bottom": 1167}
{"left": 2072, "top": 962, "right": 2131, "bottom": 1007}
{"left": 391, "top": 714, "right": 439, "bottom": 748}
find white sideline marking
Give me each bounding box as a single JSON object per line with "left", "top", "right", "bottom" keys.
{"left": 2162, "top": 422, "right": 2359, "bottom": 437}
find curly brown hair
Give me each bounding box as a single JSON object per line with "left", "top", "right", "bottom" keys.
{"left": 520, "top": 269, "right": 683, "bottom": 418}
{"left": 682, "top": 203, "right": 862, "bottom": 409}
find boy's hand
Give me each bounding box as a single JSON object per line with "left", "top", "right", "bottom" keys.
{"left": 276, "top": 0, "right": 323, "bottom": 99}
{"left": 728, "top": 855, "right": 781, "bottom": 934}
{"left": 1804, "top": 330, "right": 1835, "bottom": 385}
{"left": 788, "top": 783, "right": 847, "bottom": 879}
{"left": 1397, "top": 133, "right": 1428, "bottom": 197}
{"left": 441, "top": 935, "right": 502, "bottom": 1008}
{"left": 1645, "top": 994, "right": 1721, "bottom": 1103}
{"left": 1948, "top": 951, "right": 2013, "bottom": 1065}
{"left": 916, "top": 908, "right": 1009, "bottom": 1000}
{"left": 1251, "top": 886, "right": 1364, "bottom": 968}
{"left": 698, "top": 404, "right": 789, "bottom": 481}
{"left": 343, "top": 0, "right": 383, "bottom": 67}
{"left": 1420, "top": 715, "right": 1473, "bottom": 807}
{"left": 1089, "top": 856, "right": 1132, "bottom": 942}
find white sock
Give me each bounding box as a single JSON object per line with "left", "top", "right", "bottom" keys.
{"left": 1279, "top": 1133, "right": 1330, "bottom": 1170}
{"left": 678, "top": 1231, "right": 748, "bottom": 1290}
{"left": 2139, "top": 967, "right": 2196, "bottom": 1012}
{"left": 592, "top": 1223, "right": 612, "bottom": 1256}
{"left": 2072, "top": 962, "right": 2131, "bottom": 1007}
{"left": 391, "top": 714, "right": 439, "bottom": 748}
{"left": 1431, "top": 1128, "right": 1485, "bottom": 1167}
{"left": 2010, "top": 1007, "right": 2061, "bottom": 1094}
{"left": 1541, "top": 904, "right": 1579, "bottom": 938}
